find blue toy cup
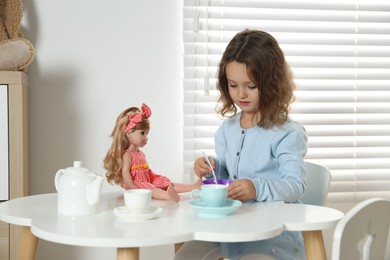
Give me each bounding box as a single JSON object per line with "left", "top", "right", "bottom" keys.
{"left": 190, "top": 184, "right": 228, "bottom": 207}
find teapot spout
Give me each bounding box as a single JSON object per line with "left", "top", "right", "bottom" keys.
{"left": 86, "top": 174, "right": 104, "bottom": 205}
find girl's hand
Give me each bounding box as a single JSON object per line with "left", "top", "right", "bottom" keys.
{"left": 228, "top": 179, "right": 256, "bottom": 201}
{"left": 194, "top": 157, "right": 215, "bottom": 178}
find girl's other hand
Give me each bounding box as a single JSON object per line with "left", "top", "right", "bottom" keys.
{"left": 194, "top": 157, "right": 215, "bottom": 178}
{"left": 228, "top": 179, "right": 256, "bottom": 201}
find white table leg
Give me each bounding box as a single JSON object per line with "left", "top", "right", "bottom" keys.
{"left": 303, "top": 230, "right": 327, "bottom": 260}
{"left": 18, "top": 226, "right": 38, "bottom": 260}
{"left": 117, "top": 247, "right": 140, "bottom": 260}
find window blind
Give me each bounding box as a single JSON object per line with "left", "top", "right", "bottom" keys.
{"left": 183, "top": 0, "right": 390, "bottom": 203}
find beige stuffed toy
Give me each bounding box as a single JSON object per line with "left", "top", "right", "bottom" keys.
{"left": 0, "top": 0, "right": 35, "bottom": 71}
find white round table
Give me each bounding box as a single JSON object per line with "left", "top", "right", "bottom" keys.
{"left": 0, "top": 192, "right": 344, "bottom": 260}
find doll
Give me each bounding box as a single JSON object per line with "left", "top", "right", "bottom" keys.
{"left": 104, "top": 103, "right": 201, "bottom": 202}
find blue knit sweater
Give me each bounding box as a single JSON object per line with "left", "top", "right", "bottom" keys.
{"left": 213, "top": 112, "right": 308, "bottom": 203}
{"left": 210, "top": 112, "right": 309, "bottom": 260}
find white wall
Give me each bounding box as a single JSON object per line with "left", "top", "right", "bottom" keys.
{"left": 23, "top": 2, "right": 387, "bottom": 260}
{"left": 23, "top": 1, "right": 181, "bottom": 259}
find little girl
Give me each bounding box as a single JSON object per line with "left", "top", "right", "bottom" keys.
{"left": 104, "top": 103, "right": 201, "bottom": 202}
{"left": 175, "top": 29, "right": 308, "bottom": 259}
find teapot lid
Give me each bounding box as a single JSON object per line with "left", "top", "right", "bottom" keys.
{"left": 74, "top": 161, "right": 82, "bottom": 167}
{"left": 65, "top": 161, "right": 90, "bottom": 174}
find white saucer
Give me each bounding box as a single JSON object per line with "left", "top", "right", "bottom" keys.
{"left": 113, "top": 206, "right": 163, "bottom": 221}
{"left": 189, "top": 199, "right": 242, "bottom": 218}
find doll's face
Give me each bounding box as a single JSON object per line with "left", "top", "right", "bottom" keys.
{"left": 127, "top": 129, "right": 150, "bottom": 148}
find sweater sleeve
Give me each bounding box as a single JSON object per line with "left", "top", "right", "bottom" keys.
{"left": 252, "top": 124, "right": 308, "bottom": 202}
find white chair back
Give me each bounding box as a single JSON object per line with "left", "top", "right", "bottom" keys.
{"left": 331, "top": 198, "right": 390, "bottom": 260}
{"left": 300, "top": 162, "right": 331, "bottom": 206}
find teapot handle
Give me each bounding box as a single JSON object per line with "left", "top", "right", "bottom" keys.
{"left": 54, "top": 169, "right": 64, "bottom": 192}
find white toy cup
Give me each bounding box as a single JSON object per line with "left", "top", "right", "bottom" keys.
{"left": 124, "top": 189, "right": 152, "bottom": 214}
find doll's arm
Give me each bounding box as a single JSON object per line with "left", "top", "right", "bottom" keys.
{"left": 122, "top": 152, "right": 136, "bottom": 190}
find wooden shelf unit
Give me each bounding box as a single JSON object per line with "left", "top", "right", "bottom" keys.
{"left": 0, "top": 71, "right": 29, "bottom": 260}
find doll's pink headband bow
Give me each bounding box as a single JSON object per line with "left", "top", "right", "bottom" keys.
{"left": 124, "top": 103, "right": 152, "bottom": 133}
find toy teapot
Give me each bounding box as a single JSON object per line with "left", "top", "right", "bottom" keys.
{"left": 55, "top": 161, "right": 104, "bottom": 216}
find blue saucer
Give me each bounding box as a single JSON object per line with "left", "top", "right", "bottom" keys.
{"left": 189, "top": 199, "right": 242, "bottom": 218}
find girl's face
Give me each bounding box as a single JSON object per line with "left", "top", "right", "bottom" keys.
{"left": 126, "top": 129, "right": 149, "bottom": 149}
{"left": 226, "top": 61, "right": 259, "bottom": 116}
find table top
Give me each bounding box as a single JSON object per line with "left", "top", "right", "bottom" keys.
{"left": 0, "top": 192, "right": 344, "bottom": 248}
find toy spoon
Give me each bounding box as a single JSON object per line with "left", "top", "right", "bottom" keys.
{"left": 202, "top": 151, "right": 218, "bottom": 184}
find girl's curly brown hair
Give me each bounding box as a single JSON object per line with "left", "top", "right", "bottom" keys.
{"left": 216, "top": 29, "right": 295, "bottom": 128}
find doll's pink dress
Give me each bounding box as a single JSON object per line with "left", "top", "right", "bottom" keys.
{"left": 127, "top": 149, "right": 172, "bottom": 190}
